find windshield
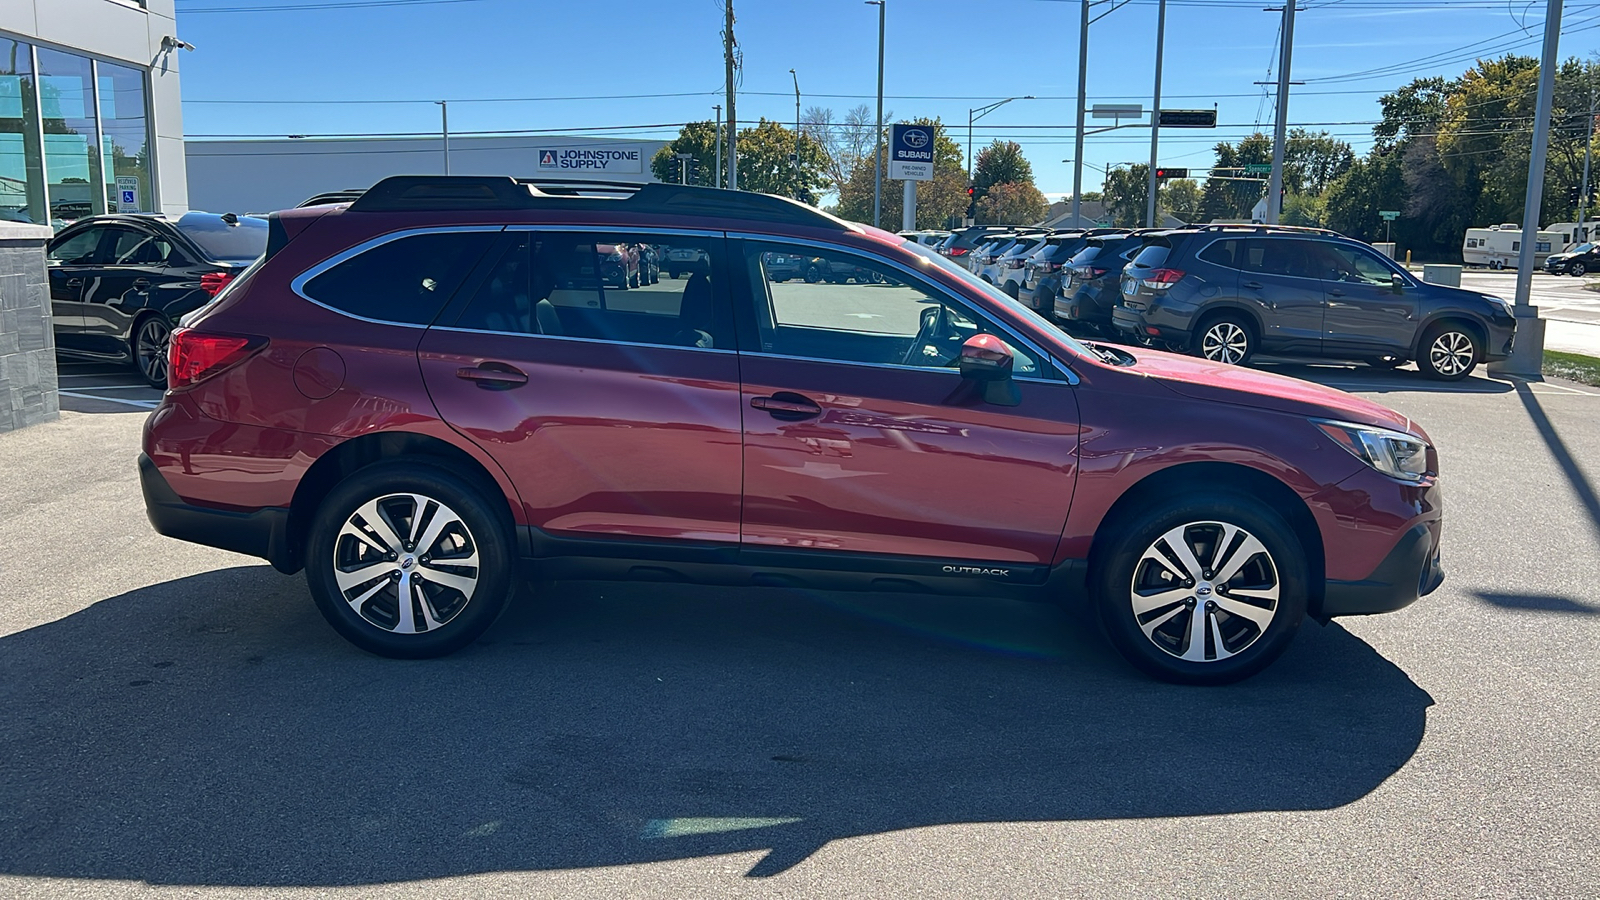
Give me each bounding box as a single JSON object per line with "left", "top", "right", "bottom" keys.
{"left": 903, "top": 239, "right": 1095, "bottom": 360}
{"left": 176, "top": 213, "right": 269, "bottom": 263}
{"left": 1572, "top": 242, "right": 1595, "bottom": 254}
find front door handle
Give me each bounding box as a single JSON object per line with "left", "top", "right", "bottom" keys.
{"left": 132, "top": 278, "right": 151, "bottom": 289}
{"left": 456, "top": 362, "right": 528, "bottom": 390}
{"left": 1243, "top": 280, "right": 1263, "bottom": 290}
{"left": 65, "top": 278, "right": 83, "bottom": 289}
{"left": 751, "top": 392, "right": 822, "bottom": 420}
{"left": 1327, "top": 288, "right": 1346, "bottom": 297}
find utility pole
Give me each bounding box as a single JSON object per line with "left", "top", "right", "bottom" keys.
{"left": 1493, "top": 0, "right": 1561, "bottom": 377}
{"left": 1580, "top": 79, "right": 1594, "bottom": 240}
{"left": 1267, "top": 1, "right": 1297, "bottom": 225}
{"left": 724, "top": 1, "right": 738, "bottom": 190}
{"left": 714, "top": 104, "right": 722, "bottom": 188}
{"left": 1145, "top": 0, "right": 1167, "bottom": 228}
{"left": 435, "top": 100, "right": 450, "bottom": 175}
{"left": 1071, "top": 0, "right": 1089, "bottom": 225}
{"left": 791, "top": 68, "right": 802, "bottom": 198}
{"left": 872, "top": 1, "right": 886, "bottom": 228}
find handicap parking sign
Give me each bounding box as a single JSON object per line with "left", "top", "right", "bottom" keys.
{"left": 121, "top": 189, "right": 136, "bottom": 205}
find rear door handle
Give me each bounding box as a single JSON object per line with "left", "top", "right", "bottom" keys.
{"left": 456, "top": 362, "right": 528, "bottom": 390}
{"left": 132, "top": 278, "right": 151, "bottom": 289}
{"left": 1242, "top": 281, "right": 1263, "bottom": 290}
{"left": 751, "top": 392, "right": 822, "bottom": 420}
{"left": 1327, "top": 288, "right": 1346, "bottom": 297}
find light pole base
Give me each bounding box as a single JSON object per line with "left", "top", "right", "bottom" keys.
{"left": 1488, "top": 307, "right": 1546, "bottom": 379}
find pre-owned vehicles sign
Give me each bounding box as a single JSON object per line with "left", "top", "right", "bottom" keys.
{"left": 537, "top": 147, "right": 643, "bottom": 173}
{"left": 889, "top": 124, "right": 934, "bottom": 181}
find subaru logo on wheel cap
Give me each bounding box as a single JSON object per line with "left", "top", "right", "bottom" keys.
{"left": 1196, "top": 584, "right": 1212, "bottom": 595}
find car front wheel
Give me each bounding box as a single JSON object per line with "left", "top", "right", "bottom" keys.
{"left": 131, "top": 314, "right": 172, "bottom": 389}
{"left": 1571, "top": 261, "right": 1588, "bottom": 276}
{"left": 305, "top": 462, "right": 514, "bottom": 658}
{"left": 1094, "top": 493, "right": 1308, "bottom": 684}
{"left": 1417, "top": 322, "right": 1479, "bottom": 381}
{"left": 1194, "top": 314, "right": 1255, "bottom": 365}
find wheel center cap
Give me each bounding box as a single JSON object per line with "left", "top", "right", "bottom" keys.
{"left": 401, "top": 556, "right": 416, "bottom": 570}
{"left": 1196, "top": 582, "right": 1214, "bottom": 596}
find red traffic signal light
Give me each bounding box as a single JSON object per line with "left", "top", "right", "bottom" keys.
{"left": 1154, "top": 167, "right": 1189, "bottom": 180}
{"left": 966, "top": 186, "right": 975, "bottom": 196}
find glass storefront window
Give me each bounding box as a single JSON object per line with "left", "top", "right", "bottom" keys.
{"left": 0, "top": 38, "right": 46, "bottom": 225}
{"left": 37, "top": 47, "right": 103, "bottom": 226}
{"left": 97, "top": 61, "right": 151, "bottom": 215}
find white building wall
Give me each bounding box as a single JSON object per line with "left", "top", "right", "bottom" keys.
{"left": 2, "top": 0, "right": 188, "bottom": 216}
{"left": 186, "top": 135, "right": 670, "bottom": 215}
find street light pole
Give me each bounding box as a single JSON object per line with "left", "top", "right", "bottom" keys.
{"left": 967, "top": 96, "right": 1030, "bottom": 185}
{"left": 1267, "top": 0, "right": 1297, "bottom": 225}
{"left": 867, "top": 0, "right": 885, "bottom": 228}
{"left": 1145, "top": 0, "right": 1167, "bottom": 228}
{"left": 791, "top": 68, "right": 802, "bottom": 198}
{"left": 714, "top": 104, "right": 722, "bottom": 188}
{"left": 1493, "top": 0, "right": 1562, "bottom": 377}
{"left": 1579, "top": 79, "right": 1594, "bottom": 240}
{"left": 435, "top": 100, "right": 450, "bottom": 175}
{"left": 1072, "top": 0, "right": 1089, "bottom": 225}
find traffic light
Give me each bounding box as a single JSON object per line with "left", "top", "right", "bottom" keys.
{"left": 1157, "top": 109, "right": 1218, "bottom": 128}
{"left": 966, "top": 185, "right": 976, "bottom": 219}
{"left": 1153, "top": 167, "right": 1189, "bottom": 180}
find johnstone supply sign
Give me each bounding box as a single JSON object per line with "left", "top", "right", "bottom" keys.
{"left": 537, "top": 146, "right": 644, "bottom": 173}
{"left": 889, "top": 124, "right": 934, "bottom": 181}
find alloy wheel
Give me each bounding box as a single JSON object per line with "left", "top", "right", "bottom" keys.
{"left": 1199, "top": 321, "right": 1250, "bottom": 364}
{"left": 1129, "top": 521, "right": 1279, "bottom": 663}
{"left": 1573, "top": 261, "right": 1587, "bottom": 276}
{"left": 333, "top": 493, "right": 481, "bottom": 635}
{"left": 1428, "top": 330, "right": 1475, "bottom": 377}
{"left": 135, "top": 318, "right": 171, "bottom": 386}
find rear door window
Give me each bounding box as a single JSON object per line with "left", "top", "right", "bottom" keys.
{"left": 1240, "top": 238, "right": 1321, "bottom": 280}
{"left": 300, "top": 230, "right": 496, "bottom": 325}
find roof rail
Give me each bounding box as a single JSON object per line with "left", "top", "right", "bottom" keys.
{"left": 1195, "top": 222, "right": 1344, "bottom": 238}
{"left": 344, "top": 175, "right": 845, "bottom": 228}
{"left": 298, "top": 189, "right": 367, "bottom": 208}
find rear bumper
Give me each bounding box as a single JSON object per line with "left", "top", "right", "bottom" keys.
{"left": 1320, "top": 524, "right": 1443, "bottom": 618}
{"left": 140, "top": 452, "right": 300, "bottom": 574}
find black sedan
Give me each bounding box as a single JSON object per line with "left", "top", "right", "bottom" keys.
{"left": 46, "top": 212, "right": 268, "bottom": 387}
{"left": 1545, "top": 242, "right": 1599, "bottom": 276}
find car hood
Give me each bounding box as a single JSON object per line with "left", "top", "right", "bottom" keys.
{"left": 1114, "top": 347, "right": 1421, "bottom": 437}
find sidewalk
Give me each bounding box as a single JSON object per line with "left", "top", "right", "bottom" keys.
{"left": 1543, "top": 315, "right": 1600, "bottom": 357}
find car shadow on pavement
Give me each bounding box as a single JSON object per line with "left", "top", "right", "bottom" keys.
{"left": 0, "top": 566, "right": 1433, "bottom": 886}
{"left": 1472, "top": 590, "right": 1600, "bottom": 616}
{"left": 1254, "top": 361, "right": 1516, "bottom": 395}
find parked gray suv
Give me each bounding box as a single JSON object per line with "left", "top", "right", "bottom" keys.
{"left": 1113, "top": 225, "right": 1517, "bottom": 380}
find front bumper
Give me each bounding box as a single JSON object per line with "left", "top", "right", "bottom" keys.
{"left": 1320, "top": 522, "right": 1443, "bottom": 618}
{"left": 140, "top": 453, "right": 299, "bottom": 574}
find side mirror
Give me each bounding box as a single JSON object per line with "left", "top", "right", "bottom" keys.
{"left": 1391, "top": 272, "right": 1406, "bottom": 289}
{"left": 957, "top": 334, "right": 1020, "bottom": 407}
{"left": 958, "top": 333, "right": 1014, "bottom": 382}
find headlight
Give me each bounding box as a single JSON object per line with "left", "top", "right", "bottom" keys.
{"left": 1314, "top": 419, "right": 1431, "bottom": 482}
{"left": 1484, "top": 295, "right": 1513, "bottom": 315}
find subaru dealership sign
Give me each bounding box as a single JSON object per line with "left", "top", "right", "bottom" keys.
{"left": 537, "top": 146, "right": 643, "bottom": 174}
{"left": 889, "top": 125, "right": 934, "bottom": 181}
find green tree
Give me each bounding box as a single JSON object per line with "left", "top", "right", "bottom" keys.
{"left": 650, "top": 121, "right": 721, "bottom": 186}
{"left": 1198, "top": 133, "right": 1273, "bottom": 221}
{"left": 972, "top": 140, "right": 1034, "bottom": 199}
{"left": 1159, "top": 178, "right": 1202, "bottom": 223}
{"left": 1323, "top": 151, "right": 1405, "bottom": 242}
{"left": 836, "top": 117, "right": 967, "bottom": 229}
{"left": 1285, "top": 129, "right": 1355, "bottom": 195}
{"left": 1102, "top": 164, "right": 1150, "bottom": 227}
{"left": 732, "top": 119, "right": 830, "bottom": 201}
{"left": 976, "top": 181, "right": 1048, "bottom": 225}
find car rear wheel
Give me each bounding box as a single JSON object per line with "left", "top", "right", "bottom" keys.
{"left": 1194, "top": 314, "right": 1255, "bottom": 366}
{"left": 131, "top": 314, "right": 172, "bottom": 389}
{"left": 1093, "top": 493, "right": 1307, "bottom": 685}
{"left": 305, "top": 462, "right": 514, "bottom": 659}
{"left": 1002, "top": 281, "right": 1020, "bottom": 299}
{"left": 1417, "top": 322, "right": 1479, "bottom": 381}
{"left": 804, "top": 265, "right": 823, "bottom": 284}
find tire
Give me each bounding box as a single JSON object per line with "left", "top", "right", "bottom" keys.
{"left": 130, "top": 313, "right": 172, "bottom": 389}
{"left": 668, "top": 269, "right": 680, "bottom": 280}
{"left": 305, "top": 461, "right": 515, "bottom": 659}
{"left": 1093, "top": 492, "right": 1308, "bottom": 685}
{"left": 804, "top": 266, "right": 823, "bottom": 284}
{"left": 1002, "top": 281, "right": 1020, "bottom": 300}
{"left": 1416, "top": 321, "right": 1480, "bottom": 381}
{"left": 1365, "top": 355, "right": 1404, "bottom": 369}
{"left": 1192, "top": 313, "right": 1255, "bottom": 366}
{"left": 628, "top": 272, "right": 640, "bottom": 289}
{"left": 1572, "top": 261, "right": 1587, "bottom": 277}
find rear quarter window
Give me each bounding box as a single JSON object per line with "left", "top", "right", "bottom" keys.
{"left": 300, "top": 231, "right": 495, "bottom": 325}
{"left": 1197, "top": 239, "right": 1242, "bottom": 269}
{"left": 1129, "top": 243, "right": 1171, "bottom": 268}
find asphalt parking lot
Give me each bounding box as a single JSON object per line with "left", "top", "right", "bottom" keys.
{"left": 1, "top": 362, "right": 1597, "bottom": 899}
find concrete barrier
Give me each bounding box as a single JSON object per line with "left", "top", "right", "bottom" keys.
{"left": 1422, "top": 264, "right": 1463, "bottom": 288}
{"left": 0, "top": 222, "right": 59, "bottom": 433}
{"left": 1372, "top": 242, "right": 1397, "bottom": 259}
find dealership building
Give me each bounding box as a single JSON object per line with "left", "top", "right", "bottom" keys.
{"left": 186, "top": 135, "right": 672, "bottom": 214}
{"left": 2, "top": 0, "right": 188, "bottom": 227}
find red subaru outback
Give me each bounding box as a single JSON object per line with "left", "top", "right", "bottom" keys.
{"left": 140, "top": 176, "right": 1442, "bottom": 684}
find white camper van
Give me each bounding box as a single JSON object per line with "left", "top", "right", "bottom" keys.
{"left": 1543, "top": 221, "right": 1592, "bottom": 254}
{"left": 1462, "top": 224, "right": 1561, "bottom": 268}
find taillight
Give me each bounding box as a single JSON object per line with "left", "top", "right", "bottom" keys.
{"left": 199, "top": 270, "right": 236, "bottom": 297}
{"left": 1047, "top": 261, "right": 1063, "bottom": 271}
{"left": 951, "top": 247, "right": 970, "bottom": 257}
{"left": 167, "top": 328, "right": 266, "bottom": 390}
{"left": 1139, "top": 268, "right": 1186, "bottom": 291}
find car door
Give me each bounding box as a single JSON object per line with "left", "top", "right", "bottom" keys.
{"left": 419, "top": 228, "right": 745, "bottom": 547}
{"left": 1235, "top": 238, "right": 1326, "bottom": 354}
{"left": 79, "top": 225, "right": 174, "bottom": 355}
{"left": 732, "top": 238, "right": 1081, "bottom": 568}
{"left": 44, "top": 225, "right": 107, "bottom": 351}
{"left": 1311, "top": 242, "right": 1417, "bottom": 358}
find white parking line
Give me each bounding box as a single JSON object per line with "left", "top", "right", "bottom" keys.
{"left": 57, "top": 391, "right": 160, "bottom": 409}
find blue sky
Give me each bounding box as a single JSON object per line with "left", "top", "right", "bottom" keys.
{"left": 172, "top": 0, "right": 1600, "bottom": 198}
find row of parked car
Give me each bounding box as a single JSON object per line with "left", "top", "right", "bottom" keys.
{"left": 933, "top": 222, "right": 1518, "bottom": 381}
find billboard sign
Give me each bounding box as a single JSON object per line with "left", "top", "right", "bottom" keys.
{"left": 889, "top": 124, "right": 934, "bottom": 181}
{"left": 536, "top": 146, "right": 644, "bottom": 174}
